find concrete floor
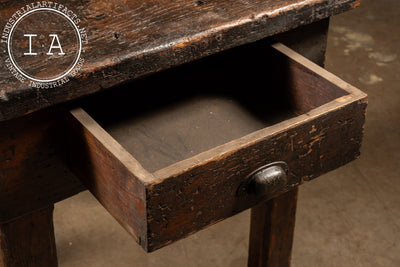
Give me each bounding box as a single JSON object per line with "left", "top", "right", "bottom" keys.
{"left": 54, "top": 0, "right": 400, "bottom": 266}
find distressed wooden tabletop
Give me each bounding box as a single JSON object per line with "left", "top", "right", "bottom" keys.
{"left": 0, "top": 0, "right": 360, "bottom": 122}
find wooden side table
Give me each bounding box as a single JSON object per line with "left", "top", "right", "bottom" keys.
{"left": 0, "top": 1, "right": 366, "bottom": 266}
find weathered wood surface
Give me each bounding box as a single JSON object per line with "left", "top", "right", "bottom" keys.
{"left": 66, "top": 108, "right": 151, "bottom": 248}
{"left": 78, "top": 19, "right": 330, "bottom": 173}
{"left": 0, "top": 205, "right": 58, "bottom": 267}
{"left": 66, "top": 43, "right": 367, "bottom": 251}
{"left": 248, "top": 189, "right": 298, "bottom": 267}
{"left": 0, "top": 0, "right": 361, "bottom": 122}
{"left": 146, "top": 43, "right": 366, "bottom": 251}
{"left": 275, "top": 18, "right": 330, "bottom": 67}
{"left": 0, "top": 109, "right": 84, "bottom": 223}
{"left": 246, "top": 23, "right": 328, "bottom": 267}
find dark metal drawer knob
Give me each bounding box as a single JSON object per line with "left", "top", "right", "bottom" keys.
{"left": 238, "top": 162, "right": 289, "bottom": 197}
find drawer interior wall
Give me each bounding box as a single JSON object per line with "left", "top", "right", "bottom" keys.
{"left": 79, "top": 40, "right": 348, "bottom": 173}
{"left": 67, "top": 41, "right": 366, "bottom": 252}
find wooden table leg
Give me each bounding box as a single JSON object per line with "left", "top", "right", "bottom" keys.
{"left": 248, "top": 188, "right": 298, "bottom": 267}
{"left": 0, "top": 205, "right": 58, "bottom": 267}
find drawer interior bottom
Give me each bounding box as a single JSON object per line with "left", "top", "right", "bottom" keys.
{"left": 67, "top": 42, "right": 366, "bottom": 252}
{"left": 97, "top": 94, "right": 295, "bottom": 172}
{"left": 79, "top": 41, "right": 348, "bottom": 173}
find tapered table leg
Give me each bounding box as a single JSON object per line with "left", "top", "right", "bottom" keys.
{"left": 0, "top": 205, "right": 58, "bottom": 267}
{"left": 248, "top": 188, "right": 298, "bottom": 267}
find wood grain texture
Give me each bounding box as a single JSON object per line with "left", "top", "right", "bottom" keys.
{"left": 67, "top": 43, "right": 367, "bottom": 252}
{"left": 66, "top": 108, "right": 152, "bottom": 249}
{"left": 0, "top": 110, "right": 84, "bottom": 223}
{"left": 275, "top": 18, "right": 330, "bottom": 66}
{"left": 147, "top": 100, "right": 366, "bottom": 251}
{"left": 0, "top": 205, "right": 57, "bottom": 267}
{"left": 248, "top": 189, "right": 298, "bottom": 267}
{"left": 246, "top": 25, "right": 328, "bottom": 266}
{"left": 0, "top": 0, "right": 361, "bottom": 122}
{"left": 145, "top": 44, "right": 366, "bottom": 251}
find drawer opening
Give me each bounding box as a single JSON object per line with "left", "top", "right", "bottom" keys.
{"left": 67, "top": 42, "right": 367, "bottom": 252}
{"left": 79, "top": 41, "right": 349, "bottom": 173}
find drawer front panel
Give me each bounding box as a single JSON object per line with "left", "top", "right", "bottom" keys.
{"left": 66, "top": 43, "right": 367, "bottom": 252}
{"left": 147, "top": 99, "right": 366, "bottom": 250}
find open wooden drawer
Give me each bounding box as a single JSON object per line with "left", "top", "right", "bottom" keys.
{"left": 66, "top": 42, "right": 367, "bottom": 252}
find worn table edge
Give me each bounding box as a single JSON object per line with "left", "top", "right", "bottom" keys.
{"left": 0, "top": 0, "right": 361, "bottom": 122}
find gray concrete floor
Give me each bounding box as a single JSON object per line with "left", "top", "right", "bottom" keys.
{"left": 54, "top": 0, "right": 400, "bottom": 266}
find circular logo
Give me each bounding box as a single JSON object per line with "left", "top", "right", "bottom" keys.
{"left": 2, "top": 2, "right": 88, "bottom": 88}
